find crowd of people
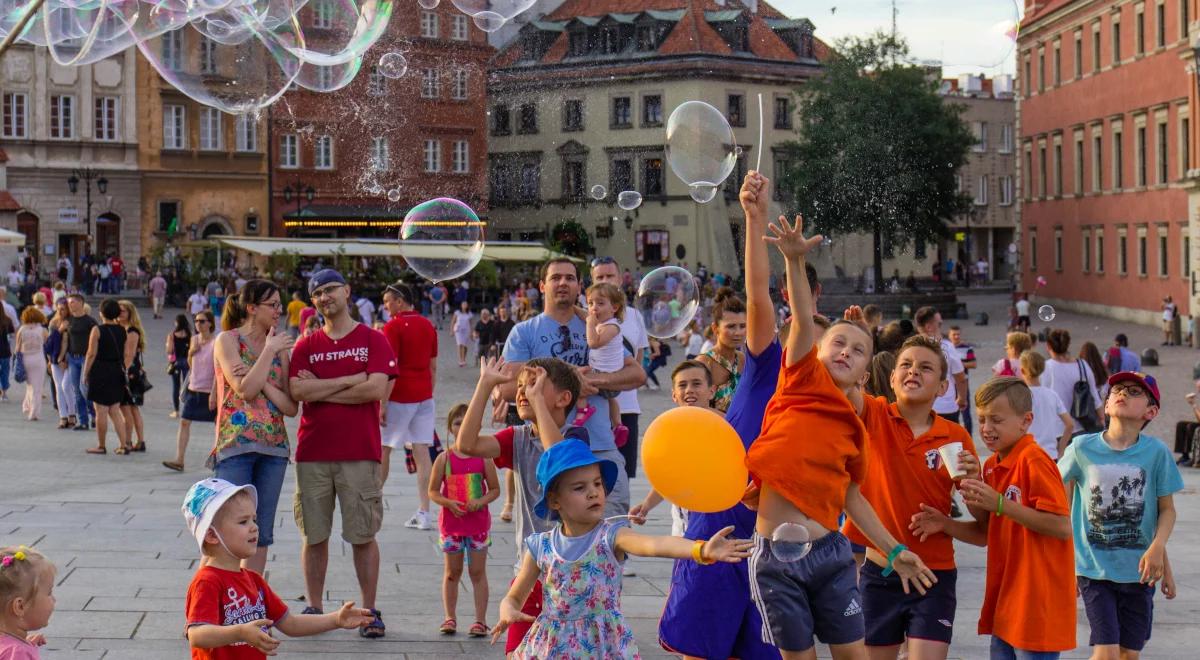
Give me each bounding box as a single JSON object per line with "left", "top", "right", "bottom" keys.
{"left": 0, "top": 171, "right": 1190, "bottom": 660}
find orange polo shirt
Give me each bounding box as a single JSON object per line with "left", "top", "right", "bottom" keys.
{"left": 978, "top": 434, "right": 1076, "bottom": 652}
{"left": 746, "top": 346, "right": 867, "bottom": 532}
{"left": 842, "top": 395, "right": 975, "bottom": 570}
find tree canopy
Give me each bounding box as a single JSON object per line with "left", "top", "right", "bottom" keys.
{"left": 779, "top": 33, "right": 975, "bottom": 287}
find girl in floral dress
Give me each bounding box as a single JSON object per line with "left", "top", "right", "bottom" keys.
{"left": 492, "top": 439, "right": 753, "bottom": 658}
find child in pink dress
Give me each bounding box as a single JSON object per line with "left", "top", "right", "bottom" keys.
{"left": 428, "top": 404, "right": 500, "bottom": 638}
{"left": 0, "top": 546, "right": 54, "bottom": 660}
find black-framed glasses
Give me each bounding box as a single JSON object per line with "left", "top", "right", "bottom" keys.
{"left": 590, "top": 256, "right": 616, "bottom": 267}
{"left": 1111, "top": 384, "right": 1147, "bottom": 398}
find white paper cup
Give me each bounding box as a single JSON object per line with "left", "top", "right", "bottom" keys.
{"left": 938, "top": 442, "right": 966, "bottom": 479}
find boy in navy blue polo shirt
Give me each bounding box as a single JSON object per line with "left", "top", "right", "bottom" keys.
{"left": 1059, "top": 371, "right": 1182, "bottom": 659}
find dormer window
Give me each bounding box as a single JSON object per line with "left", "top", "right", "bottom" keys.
{"left": 601, "top": 27, "right": 620, "bottom": 54}
{"left": 569, "top": 29, "right": 588, "bottom": 56}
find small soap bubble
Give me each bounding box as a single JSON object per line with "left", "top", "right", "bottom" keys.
{"left": 378, "top": 52, "right": 407, "bottom": 79}
{"left": 617, "top": 190, "right": 642, "bottom": 211}
{"left": 770, "top": 523, "right": 812, "bottom": 563}
{"left": 590, "top": 184, "right": 607, "bottom": 200}
{"left": 1037, "top": 305, "right": 1056, "bottom": 323}
{"left": 386, "top": 188, "right": 401, "bottom": 203}
{"left": 636, "top": 266, "right": 699, "bottom": 339}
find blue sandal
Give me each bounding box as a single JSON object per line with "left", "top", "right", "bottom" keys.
{"left": 360, "top": 609, "right": 385, "bottom": 638}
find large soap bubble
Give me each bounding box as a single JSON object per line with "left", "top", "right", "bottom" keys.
{"left": 399, "top": 197, "right": 486, "bottom": 283}
{"left": 451, "top": 0, "right": 536, "bottom": 33}
{"left": 286, "top": 0, "right": 394, "bottom": 66}
{"left": 636, "top": 266, "right": 699, "bottom": 339}
{"left": 666, "top": 101, "right": 737, "bottom": 193}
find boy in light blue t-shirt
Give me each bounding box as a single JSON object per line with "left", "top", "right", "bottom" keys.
{"left": 1059, "top": 371, "right": 1182, "bottom": 659}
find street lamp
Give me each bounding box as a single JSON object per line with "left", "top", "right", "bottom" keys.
{"left": 67, "top": 168, "right": 107, "bottom": 257}
{"left": 283, "top": 183, "right": 316, "bottom": 235}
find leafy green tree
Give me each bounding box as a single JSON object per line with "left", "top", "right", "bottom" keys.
{"left": 780, "top": 33, "right": 974, "bottom": 289}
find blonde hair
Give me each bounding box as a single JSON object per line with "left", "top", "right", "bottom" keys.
{"left": 586, "top": 282, "right": 626, "bottom": 322}
{"left": 1006, "top": 331, "right": 1033, "bottom": 355}
{"left": 975, "top": 377, "right": 1033, "bottom": 414}
{"left": 1019, "top": 350, "right": 1045, "bottom": 379}
{"left": 118, "top": 300, "right": 146, "bottom": 352}
{"left": 0, "top": 546, "right": 52, "bottom": 613}
{"left": 32, "top": 292, "right": 46, "bottom": 306}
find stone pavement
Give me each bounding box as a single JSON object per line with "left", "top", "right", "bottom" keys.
{"left": 0, "top": 292, "right": 1198, "bottom": 658}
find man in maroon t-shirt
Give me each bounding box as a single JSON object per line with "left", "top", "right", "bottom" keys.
{"left": 289, "top": 269, "right": 397, "bottom": 638}
{"left": 379, "top": 283, "right": 438, "bottom": 524}
{"left": 108, "top": 254, "right": 124, "bottom": 291}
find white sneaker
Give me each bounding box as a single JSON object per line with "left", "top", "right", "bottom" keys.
{"left": 416, "top": 510, "right": 433, "bottom": 531}
{"left": 622, "top": 563, "right": 636, "bottom": 577}
{"left": 404, "top": 511, "right": 423, "bottom": 529}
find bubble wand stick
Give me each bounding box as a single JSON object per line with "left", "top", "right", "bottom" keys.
{"left": 0, "top": 0, "right": 46, "bottom": 58}
{"left": 755, "top": 93, "right": 764, "bottom": 174}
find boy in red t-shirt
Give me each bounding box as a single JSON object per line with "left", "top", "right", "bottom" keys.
{"left": 182, "top": 479, "right": 371, "bottom": 659}
{"left": 745, "top": 215, "right": 936, "bottom": 658}
{"left": 841, "top": 334, "right": 979, "bottom": 658}
{"left": 912, "top": 378, "right": 1076, "bottom": 657}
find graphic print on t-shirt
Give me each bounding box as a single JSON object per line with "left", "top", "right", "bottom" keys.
{"left": 223, "top": 585, "right": 269, "bottom": 628}
{"left": 1083, "top": 463, "right": 1148, "bottom": 549}
{"left": 541, "top": 323, "right": 588, "bottom": 367}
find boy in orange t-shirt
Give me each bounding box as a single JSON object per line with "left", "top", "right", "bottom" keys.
{"left": 842, "top": 334, "right": 978, "bottom": 658}
{"left": 912, "top": 377, "right": 1076, "bottom": 658}
{"left": 745, "top": 215, "right": 936, "bottom": 658}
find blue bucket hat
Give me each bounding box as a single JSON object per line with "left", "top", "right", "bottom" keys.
{"left": 533, "top": 439, "right": 618, "bottom": 520}
{"left": 308, "top": 268, "right": 346, "bottom": 296}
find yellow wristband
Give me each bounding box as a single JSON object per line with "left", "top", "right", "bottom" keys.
{"left": 692, "top": 540, "right": 714, "bottom": 565}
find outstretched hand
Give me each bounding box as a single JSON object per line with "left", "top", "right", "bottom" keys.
{"left": 702, "top": 526, "right": 755, "bottom": 563}
{"left": 890, "top": 549, "right": 938, "bottom": 595}
{"left": 479, "top": 355, "right": 512, "bottom": 388}
{"left": 333, "top": 601, "right": 375, "bottom": 629}
{"left": 763, "top": 214, "right": 823, "bottom": 261}
{"left": 909, "top": 503, "right": 951, "bottom": 542}
{"left": 491, "top": 597, "right": 537, "bottom": 645}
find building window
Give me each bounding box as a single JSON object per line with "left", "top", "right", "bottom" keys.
{"left": 1113, "top": 128, "right": 1124, "bottom": 189}
{"left": 162, "top": 30, "right": 183, "bottom": 71}
{"left": 1184, "top": 234, "right": 1192, "bottom": 278}
{"left": 518, "top": 103, "right": 538, "bottom": 134}
{"left": 279, "top": 133, "right": 298, "bottom": 168}
{"left": 611, "top": 96, "right": 632, "bottom": 128}
{"left": 610, "top": 158, "right": 633, "bottom": 195}
{"left": 199, "top": 107, "right": 222, "bottom": 151}
{"left": 563, "top": 99, "right": 583, "bottom": 131}
{"left": 724, "top": 153, "right": 748, "bottom": 201}
{"left": 1113, "top": 20, "right": 1122, "bottom": 63}
{"left": 1183, "top": 0, "right": 1191, "bottom": 39}
{"left": 1023, "top": 146, "right": 1033, "bottom": 200}
{"left": 568, "top": 29, "right": 589, "bottom": 56}
{"left": 452, "top": 68, "right": 469, "bottom": 100}
{"left": 1118, "top": 227, "right": 1128, "bottom": 275}
{"left": 424, "top": 139, "right": 441, "bottom": 172}
{"left": 642, "top": 155, "right": 664, "bottom": 196}
{"left": 972, "top": 121, "right": 988, "bottom": 152}
{"left": 1157, "top": 120, "right": 1169, "bottom": 184}
{"left": 451, "top": 14, "right": 468, "bottom": 40}
{"left": 642, "top": 94, "right": 663, "bottom": 127}
{"left": 1054, "top": 227, "right": 1063, "bottom": 271}
{"left": 999, "top": 175, "right": 1014, "bottom": 205}
{"left": 1082, "top": 228, "right": 1092, "bottom": 272}
{"left": 1136, "top": 8, "right": 1145, "bottom": 54}
{"left": 1030, "top": 228, "right": 1038, "bottom": 272}
{"left": 774, "top": 155, "right": 792, "bottom": 201}
{"left": 1074, "top": 32, "right": 1083, "bottom": 77}
{"left": 235, "top": 115, "right": 257, "bottom": 152}
{"left": 49, "top": 95, "right": 74, "bottom": 139}
{"left": 1092, "top": 21, "right": 1102, "bottom": 72}
{"left": 1038, "top": 50, "right": 1045, "bottom": 92}
{"left": 1096, "top": 228, "right": 1105, "bottom": 273}
{"left": 774, "top": 96, "right": 792, "bottom": 129}
{"left": 1093, "top": 133, "right": 1103, "bottom": 191}
{"left": 1054, "top": 142, "right": 1063, "bottom": 195}
{"left": 452, "top": 140, "right": 469, "bottom": 173}
{"left": 1000, "top": 123, "right": 1013, "bottom": 153}
{"left": 157, "top": 201, "right": 180, "bottom": 233}
{"left": 370, "top": 137, "right": 389, "bottom": 170}
{"left": 1074, "top": 136, "right": 1084, "bottom": 193}
{"left": 974, "top": 175, "right": 989, "bottom": 205}
{"left": 1039, "top": 144, "right": 1048, "bottom": 197}
{"left": 1158, "top": 225, "right": 1169, "bottom": 276}
{"left": 1136, "top": 124, "right": 1147, "bottom": 187}
{"left": 313, "top": 0, "right": 334, "bottom": 29}
{"left": 2, "top": 92, "right": 26, "bottom": 138}
{"left": 1024, "top": 55, "right": 1032, "bottom": 96}
{"left": 562, "top": 158, "right": 585, "bottom": 200}
{"left": 520, "top": 162, "right": 540, "bottom": 202}
{"left": 1053, "top": 43, "right": 1061, "bottom": 84}
{"left": 163, "top": 105, "right": 186, "bottom": 150}
{"left": 727, "top": 93, "right": 745, "bottom": 127}
{"left": 420, "top": 11, "right": 438, "bottom": 38}
{"left": 196, "top": 36, "right": 217, "bottom": 74}
{"left": 94, "top": 96, "right": 118, "bottom": 141}
{"left": 1182, "top": 116, "right": 1192, "bottom": 178}
{"left": 367, "top": 68, "right": 385, "bottom": 96}
{"left": 1157, "top": 2, "right": 1167, "bottom": 47}
{"left": 1137, "top": 226, "right": 1148, "bottom": 276}
{"left": 492, "top": 105, "right": 510, "bottom": 135}
{"left": 421, "top": 68, "right": 439, "bottom": 98}
{"left": 315, "top": 135, "right": 333, "bottom": 169}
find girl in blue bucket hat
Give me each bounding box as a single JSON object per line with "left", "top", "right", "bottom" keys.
{"left": 492, "top": 438, "right": 754, "bottom": 658}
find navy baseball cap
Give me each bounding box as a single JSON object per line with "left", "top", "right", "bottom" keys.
{"left": 533, "top": 439, "right": 618, "bottom": 520}
{"left": 308, "top": 269, "right": 346, "bottom": 296}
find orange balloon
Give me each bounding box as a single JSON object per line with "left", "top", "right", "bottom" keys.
{"left": 641, "top": 406, "right": 748, "bottom": 513}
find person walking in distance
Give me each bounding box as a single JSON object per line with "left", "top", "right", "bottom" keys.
{"left": 62, "top": 294, "right": 97, "bottom": 431}
{"left": 289, "top": 269, "right": 397, "bottom": 638}
{"left": 162, "top": 310, "right": 218, "bottom": 472}
{"left": 590, "top": 256, "right": 650, "bottom": 480}
{"left": 148, "top": 271, "right": 168, "bottom": 319}
{"left": 379, "top": 282, "right": 439, "bottom": 530}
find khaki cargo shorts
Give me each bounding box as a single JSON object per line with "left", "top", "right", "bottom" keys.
{"left": 293, "top": 461, "right": 383, "bottom": 545}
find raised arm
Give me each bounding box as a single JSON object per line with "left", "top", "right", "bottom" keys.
{"left": 739, "top": 171, "right": 777, "bottom": 354}
{"left": 457, "top": 357, "right": 512, "bottom": 459}
{"left": 762, "top": 215, "right": 820, "bottom": 367}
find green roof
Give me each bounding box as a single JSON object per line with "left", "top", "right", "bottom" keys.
{"left": 572, "top": 16, "right": 601, "bottom": 26}
{"left": 606, "top": 13, "right": 639, "bottom": 24}
{"left": 531, "top": 20, "right": 566, "bottom": 32}
{"left": 645, "top": 9, "right": 686, "bottom": 21}
{"left": 765, "top": 18, "right": 814, "bottom": 30}
{"left": 705, "top": 10, "right": 744, "bottom": 23}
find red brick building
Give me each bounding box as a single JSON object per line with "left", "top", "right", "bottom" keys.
{"left": 1018, "top": 0, "right": 1194, "bottom": 323}
{"left": 268, "top": 4, "right": 493, "bottom": 238}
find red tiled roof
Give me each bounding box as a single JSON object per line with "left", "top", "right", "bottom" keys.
{"left": 545, "top": 0, "right": 787, "bottom": 22}
{"left": 659, "top": 1, "right": 734, "bottom": 56}
{"left": 0, "top": 191, "right": 20, "bottom": 212}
